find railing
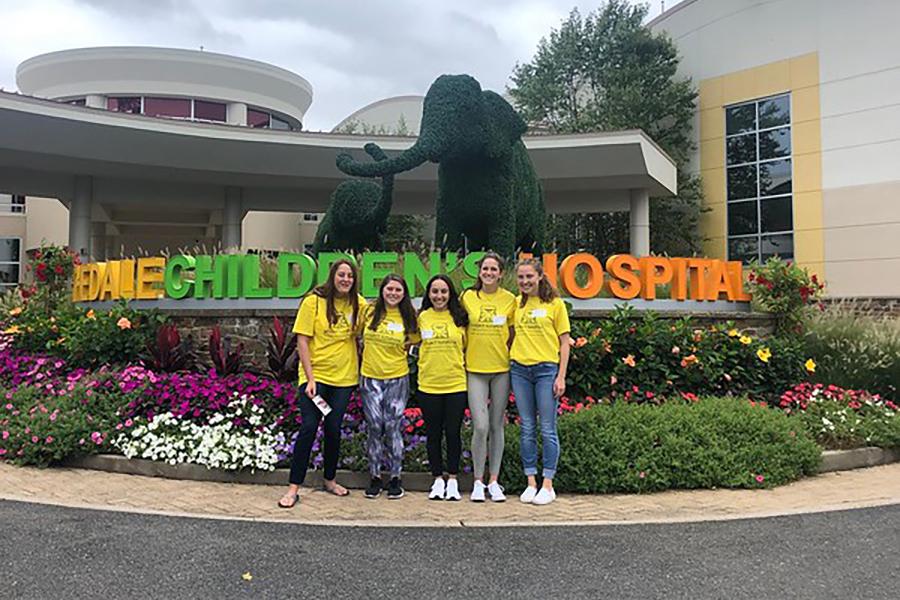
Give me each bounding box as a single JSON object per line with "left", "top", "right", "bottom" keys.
{"left": 0, "top": 195, "right": 25, "bottom": 214}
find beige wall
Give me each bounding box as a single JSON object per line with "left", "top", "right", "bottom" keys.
{"left": 242, "top": 210, "right": 319, "bottom": 252}
{"left": 24, "top": 196, "right": 68, "bottom": 250}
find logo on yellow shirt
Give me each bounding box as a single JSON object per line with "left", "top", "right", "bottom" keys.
{"left": 432, "top": 322, "right": 450, "bottom": 338}
{"left": 478, "top": 306, "right": 497, "bottom": 323}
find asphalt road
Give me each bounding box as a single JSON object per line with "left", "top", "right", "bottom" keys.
{"left": 0, "top": 500, "right": 897, "bottom": 599}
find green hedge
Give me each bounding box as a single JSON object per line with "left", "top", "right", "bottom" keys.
{"left": 498, "top": 398, "right": 821, "bottom": 493}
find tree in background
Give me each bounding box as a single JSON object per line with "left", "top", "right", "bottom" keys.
{"left": 509, "top": 1, "right": 702, "bottom": 257}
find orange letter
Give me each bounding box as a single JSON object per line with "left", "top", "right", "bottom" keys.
{"left": 136, "top": 257, "right": 166, "bottom": 299}
{"left": 687, "top": 258, "right": 712, "bottom": 300}
{"left": 119, "top": 260, "right": 136, "bottom": 299}
{"left": 669, "top": 258, "right": 689, "bottom": 301}
{"left": 726, "top": 261, "right": 752, "bottom": 302}
{"left": 98, "top": 260, "right": 120, "bottom": 300}
{"left": 638, "top": 257, "right": 674, "bottom": 300}
{"left": 542, "top": 253, "right": 559, "bottom": 289}
{"left": 559, "top": 253, "right": 604, "bottom": 299}
{"left": 705, "top": 260, "right": 733, "bottom": 301}
{"left": 606, "top": 254, "right": 641, "bottom": 300}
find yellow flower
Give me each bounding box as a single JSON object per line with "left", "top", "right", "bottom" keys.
{"left": 116, "top": 317, "right": 132, "bottom": 330}
{"left": 739, "top": 335, "right": 752, "bottom": 345}
{"left": 2, "top": 325, "right": 21, "bottom": 335}
{"left": 757, "top": 347, "right": 772, "bottom": 363}
{"left": 805, "top": 359, "right": 816, "bottom": 373}
{"left": 86, "top": 309, "right": 96, "bottom": 320}
{"left": 8, "top": 307, "right": 22, "bottom": 317}
{"left": 241, "top": 572, "right": 253, "bottom": 582}
{"left": 727, "top": 328, "right": 739, "bottom": 337}
{"left": 622, "top": 354, "right": 636, "bottom": 368}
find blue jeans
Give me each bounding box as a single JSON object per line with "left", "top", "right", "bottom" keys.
{"left": 510, "top": 361, "right": 560, "bottom": 479}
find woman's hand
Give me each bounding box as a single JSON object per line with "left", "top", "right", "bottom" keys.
{"left": 305, "top": 380, "right": 317, "bottom": 399}
{"left": 553, "top": 375, "right": 566, "bottom": 398}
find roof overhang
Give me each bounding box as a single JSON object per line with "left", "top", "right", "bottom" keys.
{"left": 0, "top": 91, "right": 677, "bottom": 214}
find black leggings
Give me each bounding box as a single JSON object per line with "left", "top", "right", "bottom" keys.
{"left": 289, "top": 383, "right": 354, "bottom": 485}
{"left": 418, "top": 390, "right": 467, "bottom": 477}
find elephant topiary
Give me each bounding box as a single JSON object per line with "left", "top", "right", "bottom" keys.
{"left": 313, "top": 142, "right": 394, "bottom": 254}
{"left": 336, "top": 74, "right": 545, "bottom": 256}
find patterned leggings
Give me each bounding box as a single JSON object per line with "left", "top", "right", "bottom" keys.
{"left": 360, "top": 375, "right": 410, "bottom": 478}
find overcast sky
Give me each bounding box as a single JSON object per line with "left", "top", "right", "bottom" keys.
{"left": 0, "top": 0, "right": 671, "bottom": 131}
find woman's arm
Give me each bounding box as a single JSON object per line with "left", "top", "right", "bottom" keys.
{"left": 297, "top": 334, "right": 316, "bottom": 398}
{"left": 554, "top": 333, "right": 571, "bottom": 398}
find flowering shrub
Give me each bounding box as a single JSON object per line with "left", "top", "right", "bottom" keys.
{"left": 567, "top": 306, "right": 812, "bottom": 403}
{"left": 779, "top": 382, "right": 899, "bottom": 449}
{"left": 747, "top": 257, "right": 825, "bottom": 335}
{"left": 113, "top": 394, "right": 282, "bottom": 471}
{"left": 0, "top": 372, "right": 138, "bottom": 467}
{"left": 25, "top": 242, "right": 79, "bottom": 312}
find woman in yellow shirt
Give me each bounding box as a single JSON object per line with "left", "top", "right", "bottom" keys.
{"left": 360, "top": 274, "right": 419, "bottom": 500}
{"left": 510, "top": 258, "right": 570, "bottom": 506}
{"left": 279, "top": 259, "right": 364, "bottom": 508}
{"left": 460, "top": 252, "right": 516, "bottom": 502}
{"left": 417, "top": 274, "right": 469, "bottom": 501}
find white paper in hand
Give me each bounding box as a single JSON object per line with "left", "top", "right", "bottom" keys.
{"left": 311, "top": 394, "right": 332, "bottom": 416}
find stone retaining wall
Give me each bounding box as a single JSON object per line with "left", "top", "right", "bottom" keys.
{"left": 823, "top": 297, "right": 900, "bottom": 318}
{"left": 164, "top": 307, "right": 773, "bottom": 370}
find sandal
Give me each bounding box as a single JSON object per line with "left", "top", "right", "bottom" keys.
{"left": 278, "top": 493, "right": 299, "bottom": 509}
{"left": 323, "top": 483, "right": 350, "bottom": 497}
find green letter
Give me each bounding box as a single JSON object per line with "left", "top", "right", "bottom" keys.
{"left": 164, "top": 255, "right": 195, "bottom": 300}
{"left": 277, "top": 253, "right": 316, "bottom": 298}
{"left": 361, "top": 252, "right": 398, "bottom": 298}
{"left": 193, "top": 255, "right": 227, "bottom": 299}
{"left": 243, "top": 254, "right": 274, "bottom": 298}
{"left": 462, "top": 252, "right": 486, "bottom": 289}
{"left": 403, "top": 252, "right": 442, "bottom": 297}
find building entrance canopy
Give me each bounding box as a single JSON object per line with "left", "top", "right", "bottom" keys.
{"left": 0, "top": 91, "right": 676, "bottom": 258}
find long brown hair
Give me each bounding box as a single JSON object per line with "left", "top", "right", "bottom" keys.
{"left": 420, "top": 274, "right": 469, "bottom": 328}
{"left": 516, "top": 257, "right": 558, "bottom": 307}
{"left": 470, "top": 251, "right": 506, "bottom": 297}
{"left": 313, "top": 258, "right": 360, "bottom": 327}
{"left": 368, "top": 274, "right": 419, "bottom": 338}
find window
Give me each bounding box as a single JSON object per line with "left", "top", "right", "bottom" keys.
{"left": 66, "top": 98, "right": 86, "bottom": 106}
{"left": 303, "top": 213, "right": 320, "bottom": 222}
{"left": 0, "top": 238, "right": 21, "bottom": 288}
{"left": 194, "top": 100, "right": 226, "bottom": 122}
{"left": 725, "top": 93, "right": 793, "bottom": 263}
{"left": 107, "top": 96, "right": 142, "bottom": 114}
{"left": 0, "top": 194, "right": 25, "bottom": 214}
{"left": 248, "top": 109, "right": 270, "bottom": 128}
{"left": 144, "top": 97, "right": 191, "bottom": 119}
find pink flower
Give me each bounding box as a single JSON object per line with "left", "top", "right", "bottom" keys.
{"left": 671, "top": 346, "right": 680, "bottom": 355}
{"left": 609, "top": 375, "right": 617, "bottom": 385}
{"left": 125, "top": 419, "right": 134, "bottom": 427}
{"left": 4, "top": 403, "right": 12, "bottom": 410}
{"left": 638, "top": 471, "right": 646, "bottom": 479}
{"left": 755, "top": 474, "right": 765, "bottom": 483}
{"left": 1, "top": 431, "right": 7, "bottom": 440}
{"left": 90, "top": 431, "right": 103, "bottom": 445}
{"left": 117, "top": 317, "right": 132, "bottom": 330}
{"left": 31, "top": 435, "right": 39, "bottom": 443}
{"left": 0, "top": 448, "right": 6, "bottom": 456}
{"left": 45, "top": 436, "right": 54, "bottom": 444}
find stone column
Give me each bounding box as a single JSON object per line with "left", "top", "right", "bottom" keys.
{"left": 629, "top": 189, "right": 650, "bottom": 257}
{"left": 227, "top": 102, "right": 248, "bottom": 126}
{"left": 223, "top": 187, "right": 243, "bottom": 251}
{"left": 69, "top": 176, "right": 92, "bottom": 260}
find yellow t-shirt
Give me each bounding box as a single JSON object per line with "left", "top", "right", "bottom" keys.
{"left": 461, "top": 288, "right": 517, "bottom": 374}
{"left": 292, "top": 293, "right": 364, "bottom": 387}
{"left": 417, "top": 308, "right": 467, "bottom": 394}
{"left": 361, "top": 304, "right": 417, "bottom": 379}
{"left": 510, "top": 296, "right": 570, "bottom": 366}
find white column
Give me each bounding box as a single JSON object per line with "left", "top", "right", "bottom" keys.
{"left": 223, "top": 187, "right": 243, "bottom": 251}
{"left": 629, "top": 188, "right": 650, "bottom": 257}
{"left": 227, "top": 102, "right": 247, "bottom": 126}
{"left": 69, "top": 176, "right": 92, "bottom": 260}
{"left": 85, "top": 95, "right": 106, "bottom": 109}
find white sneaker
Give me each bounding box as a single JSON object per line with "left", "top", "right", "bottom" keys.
{"left": 487, "top": 481, "right": 506, "bottom": 503}
{"left": 532, "top": 487, "right": 556, "bottom": 505}
{"left": 445, "top": 478, "right": 461, "bottom": 501}
{"left": 428, "top": 477, "right": 445, "bottom": 500}
{"left": 470, "top": 480, "right": 486, "bottom": 502}
{"left": 519, "top": 486, "right": 538, "bottom": 503}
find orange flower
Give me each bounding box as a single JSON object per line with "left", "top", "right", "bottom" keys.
{"left": 116, "top": 317, "right": 132, "bottom": 330}
{"left": 622, "top": 354, "right": 636, "bottom": 368}
{"left": 86, "top": 309, "right": 96, "bottom": 320}
{"left": 590, "top": 327, "right": 602, "bottom": 338}
{"left": 680, "top": 354, "right": 699, "bottom": 368}
{"left": 574, "top": 337, "right": 588, "bottom": 348}
{"left": 8, "top": 307, "right": 22, "bottom": 317}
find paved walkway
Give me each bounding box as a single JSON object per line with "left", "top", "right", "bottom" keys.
{"left": 1, "top": 462, "right": 898, "bottom": 527}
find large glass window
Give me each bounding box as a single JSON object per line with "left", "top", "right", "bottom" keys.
{"left": 0, "top": 238, "right": 21, "bottom": 288}
{"left": 194, "top": 100, "right": 226, "bottom": 122}
{"left": 107, "top": 96, "right": 142, "bottom": 114}
{"left": 144, "top": 97, "right": 191, "bottom": 119}
{"left": 725, "top": 93, "right": 793, "bottom": 263}
{"left": 248, "top": 109, "right": 270, "bottom": 128}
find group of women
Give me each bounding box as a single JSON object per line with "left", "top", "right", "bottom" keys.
{"left": 277, "top": 253, "right": 570, "bottom": 509}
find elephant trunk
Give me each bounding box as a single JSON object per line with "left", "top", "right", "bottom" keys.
{"left": 336, "top": 140, "right": 430, "bottom": 178}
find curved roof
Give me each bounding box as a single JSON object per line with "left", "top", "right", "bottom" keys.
{"left": 16, "top": 46, "right": 313, "bottom": 124}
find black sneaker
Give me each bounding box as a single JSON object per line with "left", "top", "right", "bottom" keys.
{"left": 387, "top": 477, "right": 405, "bottom": 499}
{"left": 365, "top": 477, "right": 382, "bottom": 499}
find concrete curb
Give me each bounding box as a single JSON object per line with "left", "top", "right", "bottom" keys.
{"left": 61, "top": 454, "right": 474, "bottom": 491}
{"left": 62, "top": 447, "right": 900, "bottom": 491}
{"left": 819, "top": 447, "right": 900, "bottom": 473}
